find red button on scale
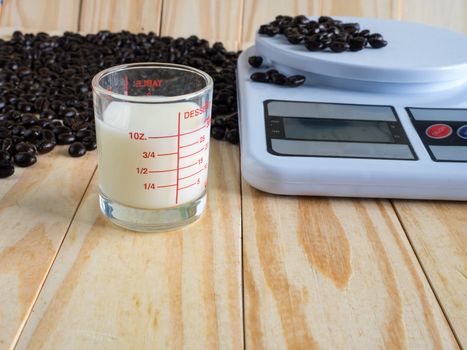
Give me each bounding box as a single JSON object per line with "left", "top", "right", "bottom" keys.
{"left": 425, "top": 124, "right": 452, "bottom": 139}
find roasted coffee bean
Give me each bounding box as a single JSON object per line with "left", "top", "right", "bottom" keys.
{"left": 0, "top": 127, "right": 11, "bottom": 139}
{"left": 250, "top": 72, "right": 269, "bottom": 83}
{"left": 0, "top": 150, "right": 11, "bottom": 161}
{"left": 211, "top": 127, "right": 225, "bottom": 140}
{"left": 57, "top": 133, "right": 76, "bottom": 145}
{"left": 0, "top": 160, "right": 14, "bottom": 178}
{"left": 82, "top": 137, "right": 97, "bottom": 151}
{"left": 53, "top": 126, "right": 71, "bottom": 135}
{"left": 40, "top": 109, "right": 55, "bottom": 120}
{"left": 369, "top": 37, "right": 388, "bottom": 48}
{"left": 15, "top": 141, "right": 36, "bottom": 155}
{"left": 76, "top": 129, "right": 94, "bottom": 141}
{"left": 14, "top": 152, "right": 37, "bottom": 167}
{"left": 286, "top": 75, "right": 306, "bottom": 87}
{"left": 225, "top": 129, "right": 239, "bottom": 144}
{"left": 258, "top": 15, "right": 387, "bottom": 53}
{"left": 330, "top": 40, "right": 350, "bottom": 52}
{"left": 68, "top": 142, "right": 87, "bottom": 157}
{"left": 304, "top": 38, "right": 324, "bottom": 51}
{"left": 20, "top": 113, "right": 37, "bottom": 127}
{"left": 248, "top": 56, "right": 263, "bottom": 68}
{"left": 286, "top": 33, "right": 304, "bottom": 44}
{"left": 270, "top": 73, "right": 287, "bottom": 85}
{"left": 349, "top": 36, "right": 367, "bottom": 51}
{"left": 36, "top": 139, "right": 55, "bottom": 154}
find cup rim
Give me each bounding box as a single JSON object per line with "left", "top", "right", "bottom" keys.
{"left": 91, "top": 62, "right": 213, "bottom": 103}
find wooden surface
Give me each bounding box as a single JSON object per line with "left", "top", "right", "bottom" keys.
{"left": 0, "top": 1, "right": 466, "bottom": 349}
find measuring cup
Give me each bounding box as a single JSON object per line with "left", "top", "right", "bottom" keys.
{"left": 92, "top": 63, "right": 213, "bottom": 232}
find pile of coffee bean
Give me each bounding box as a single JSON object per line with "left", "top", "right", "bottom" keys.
{"left": 248, "top": 55, "right": 306, "bottom": 87}
{"left": 258, "top": 15, "right": 388, "bottom": 52}
{"left": 0, "top": 30, "right": 241, "bottom": 178}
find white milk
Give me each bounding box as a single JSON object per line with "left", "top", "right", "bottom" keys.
{"left": 96, "top": 101, "right": 210, "bottom": 209}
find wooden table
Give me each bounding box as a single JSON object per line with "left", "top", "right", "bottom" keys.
{"left": 0, "top": 1, "right": 466, "bottom": 349}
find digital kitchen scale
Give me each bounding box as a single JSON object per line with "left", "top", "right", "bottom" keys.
{"left": 237, "top": 17, "right": 467, "bottom": 200}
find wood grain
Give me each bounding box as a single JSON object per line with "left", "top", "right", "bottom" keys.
{"left": 0, "top": 150, "right": 97, "bottom": 350}
{"left": 400, "top": 0, "right": 467, "bottom": 34}
{"left": 393, "top": 201, "right": 467, "bottom": 345}
{"left": 160, "top": 0, "right": 243, "bottom": 51}
{"left": 321, "top": 0, "right": 400, "bottom": 19}
{"left": 242, "top": 183, "right": 459, "bottom": 349}
{"left": 79, "top": 0, "right": 163, "bottom": 34}
{"left": 16, "top": 142, "right": 243, "bottom": 350}
{"left": 241, "top": 0, "right": 321, "bottom": 49}
{"left": 0, "top": 0, "right": 81, "bottom": 31}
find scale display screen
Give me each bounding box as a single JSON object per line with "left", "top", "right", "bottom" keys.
{"left": 283, "top": 118, "right": 394, "bottom": 143}
{"left": 264, "top": 100, "right": 416, "bottom": 160}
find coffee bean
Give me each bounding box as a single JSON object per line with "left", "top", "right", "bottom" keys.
{"left": 257, "top": 15, "right": 388, "bottom": 53}
{"left": 330, "top": 40, "right": 350, "bottom": 53}
{"left": 57, "top": 133, "right": 76, "bottom": 145}
{"left": 270, "top": 73, "right": 287, "bottom": 85}
{"left": 349, "top": 36, "right": 366, "bottom": 51}
{"left": 248, "top": 56, "right": 263, "bottom": 68}
{"left": 369, "top": 38, "right": 388, "bottom": 48}
{"left": 250, "top": 72, "right": 269, "bottom": 83}
{"left": 14, "top": 141, "right": 36, "bottom": 155}
{"left": 68, "top": 142, "right": 87, "bottom": 157}
{"left": 211, "top": 126, "right": 225, "bottom": 140}
{"left": 0, "top": 150, "right": 11, "bottom": 161}
{"left": 286, "top": 33, "right": 304, "bottom": 44}
{"left": 36, "top": 140, "right": 56, "bottom": 154}
{"left": 286, "top": 75, "right": 306, "bottom": 87}
{"left": 82, "top": 136, "right": 97, "bottom": 150}
{"left": 14, "top": 152, "right": 37, "bottom": 167}
{"left": 0, "top": 160, "right": 14, "bottom": 178}
{"left": 225, "top": 129, "right": 239, "bottom": 144}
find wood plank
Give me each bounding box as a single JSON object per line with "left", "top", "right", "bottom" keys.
{"left": 0, "top": 150, "right": 97, "bottom": 350}
{"left": 15, "top": 142, "right": 243, "bottom": 350}
{"left": 242, "top": 183, "right": 459, "bottom": 349}
{"left": 241, "top": 0, "right": 321, "bottom": 49}
{"left": 393, "top": 201, "right": 467, "bottom": 346}
{"left": 400, "top": 0, "right": 467, "bottom": 34}
{"left": 79, "top": 0, "right": 163, "bottom": 34}
{"left": 321, "top": 0, "right": 399, "bottom": 19}
{"left": 160, "top": 0, "right": 243, "bottom": 51}
{"left": 0, "top": 0, "right": 81, "bottom": 31}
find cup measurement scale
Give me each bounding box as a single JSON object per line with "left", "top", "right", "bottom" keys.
{"left": 237, "top": 17, "right": 467, "bottom": 200}
{"left": 96, "top": 100, "right": 211, "bottom": 209}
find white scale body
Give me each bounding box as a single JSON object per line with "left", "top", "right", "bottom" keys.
{"left": 237, "top": 17, "right": 467, "bottom": 200}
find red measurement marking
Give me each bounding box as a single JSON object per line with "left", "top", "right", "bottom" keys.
{"left": 158, "top": 183, "right": 177, "bottom": 188}
{"left": 175, "top": 112, "right": 181, "bottom": 204}
{"left": 147, "top": 134, "right": 177, "bottom": 139}
{"left": 147, "top": 121, "right": 209, "bottom": 139}
{"left": 124, "top": 75, "right": 129, "bottom": 96}
{"left": 157, "top": 152, "right": 177, "bottom": 156}
{"left": 148, "top": 168, "right": 177, "bottom": 173}
{"left": 178, "top": 168, "right": 204, "bottom": 180}
{"left": 178, "top": 182, "right": 197, "bottom": 190}
{"left": 179, "top": 162, "right": 197, "bottom": 170}
{"left": 180, "top": 147, "right": 204, "bottom": 159}
{"left": 180, "top": 141, "right": 199, "bottom": 148}
{"left": 180, "top": 124, "right": 208, "bottom": 136}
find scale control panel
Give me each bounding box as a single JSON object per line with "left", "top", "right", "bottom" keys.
{"left": 407, "top": 107, "right": 467, "bottom": 162}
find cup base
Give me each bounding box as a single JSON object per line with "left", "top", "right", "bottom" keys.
{"left": 99, "top": 192, "right": 206, "bottom": 232}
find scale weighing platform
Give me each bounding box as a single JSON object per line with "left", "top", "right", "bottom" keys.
{"left": 237, "top": 17, "right": 467, "bottom": 200}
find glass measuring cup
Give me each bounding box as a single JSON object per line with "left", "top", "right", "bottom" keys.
{"left": 92, "top": 63, "right": 213, "bottom": 232}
